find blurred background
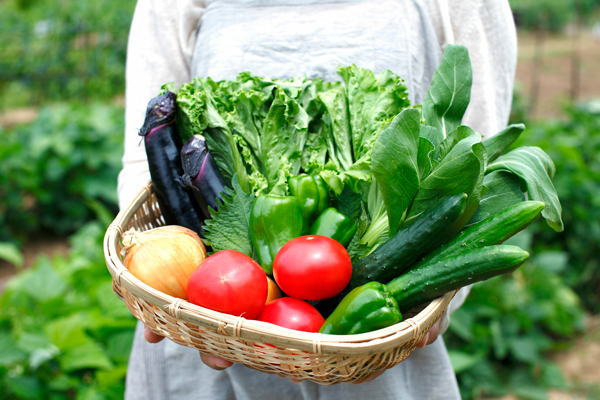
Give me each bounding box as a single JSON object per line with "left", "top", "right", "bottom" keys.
{"left": 0, "top": 0, "right": 599, "bottom": 399}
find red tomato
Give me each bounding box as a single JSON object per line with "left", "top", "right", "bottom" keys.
{"left": 273, "top": 235, "right": 352, "bottom": 301}
{"left": 187, "top": 250, "right": 267, "bottom": 320}
{"left": 257, "top": 297, "right": 325, "bottom": 332}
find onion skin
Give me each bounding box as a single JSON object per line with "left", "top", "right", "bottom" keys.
{"left": 266, "top": 276, "right": 283, "bottom": 304}
{"left": 122, "top": 226, "right": 207, "bottom": 299}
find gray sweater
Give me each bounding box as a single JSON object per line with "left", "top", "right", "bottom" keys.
{"left": 119, "top": 1, "right": 517, "bottom": 398}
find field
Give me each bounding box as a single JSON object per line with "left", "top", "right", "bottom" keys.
{"left": 515, "top": 29, "right": 600, "bottom": 119}
{"left": 0, "top": 26, "right": 599, "bottom": 400}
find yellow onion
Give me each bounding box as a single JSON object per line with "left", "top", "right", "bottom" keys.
{"left": 121, "top": 225, "right": 207, "bottom": 299}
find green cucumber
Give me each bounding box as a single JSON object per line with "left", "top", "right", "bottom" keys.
{"left": 388, "top": 245, "right": 529, "bottom": 312}
{"left": 411, "top": 200, "right": 544, "bottom": 269}
{"left": 315, "top": 193, "right": 467, "bottom": 316}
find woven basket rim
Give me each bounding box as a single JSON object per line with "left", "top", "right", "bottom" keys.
{"left": 104, "top": 181, "right": 456, "bottom": 355}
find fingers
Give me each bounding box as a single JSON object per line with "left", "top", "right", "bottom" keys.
{"left": 353, "top": 370, "right": 385, "bottom": 385}
{"left": 416, "top": 320, "right": 441, "bottom": 349}
{"left": 200, "top": 353, "right": 234, "bottom": 370}
{"left": 144, "top": 327, "right": 165, "bottom": 343}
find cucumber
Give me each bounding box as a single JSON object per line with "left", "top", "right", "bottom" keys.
{"left": 411, "top": 200, "right": 544, "bottom": 269}
{"left": 350, "top": 193, "right": 467, "bottom": 286}
{"left": 388, "top": 245, "right": 529, "bottom": 312}
{"left": 314, "top": 193, "right": 467, "bottom": 316}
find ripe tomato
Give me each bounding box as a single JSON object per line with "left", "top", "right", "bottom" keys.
{"left": 273, "top": 235, "right": 352, "bottom": 301}
{"left": 257, "top": 297, "right": 324, "bottom": 332}
{"left": 187, "top": 249, "right": 267, "bottom": 319}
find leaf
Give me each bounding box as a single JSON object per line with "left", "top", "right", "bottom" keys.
{"left": 5, "top": 375, "right": 43, "bottom": 400}
{"left": 59, "top": 341, "right": 113, "bottom": 372}
{"left": 490, "top": 319, "right": 508, "bottom": 359}
{"left": 0, "top": 242, "right": 23, "bottom": 267}
{"left": 467, "top": 171, "right": 526, "bottom": 227}
{"left": 533, "top": 251, "right": 568, "bottom": 274}
{"left": 331, "top": 185, "right": 364, "bottom": 222}
{"left": 338, "top": 65, "right": 410, "bottom": 160}
{"left": 20, "top": 259, "right": 68, "bottom": 302}
{"left": 417, "top": 137, "right": 435, "bottom": 180}
{"left": 77, "top": 387, "right": 108, "bottom": 400}
{"left": 422, "top": 44, "right": 473, "bottom": 138}
{"left": 202, "top": 174, "right": 255, "bottom": 257}
{"left": 438, "top": 125, "right": 481, "bottom": 161}
{"left": 0, "top": 332, "right": 28, "bottom": 366}
{"left": 16, "top": 332, "right": 52, "bottom": 353}
{"left": 448, "top": 308, "right": 474, "bottom": 341}
{"left": 483, "top": 123, "right": 525, "bottom": 162}
{"left": 319, "top": 86, "right": 353, "bottom": 170}
{"left": 371, "top": 109, "right": 421, "bottom": 235}
{"left": 487, "top": 146, "right": 564, "bottom": 231}
{"left": 418, "top": 125, "right": 442, "bottom": 179}
{"left": 513, "top": 386, "right": 548, "bottom": 400}
{"left": 448, "top": 350, "right": 482, "bottom": 374}
{"left": 541, "top": 363, "right": 566, "bottom": 389}
{"left": 96, "top": 365, "right": 129, "bottom": 387}
{"left": 44, "top": 314, "right": 90, "bottom": 351}
{"left": 259, "top": 87, "right": 309, "bottom": 194}
{"left": 406, "top": 134, "right": 482, "bottom": 224}
{"left": 359, "top": 178, "right": 389, "bottom": 248}
{"left": 105, "top": 331, "right": 135, "bottom": 364}
{"left": 508, "top": 337, "right": 541, "bottom": 363}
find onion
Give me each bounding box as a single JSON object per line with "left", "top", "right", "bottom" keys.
{"left": 121, "top": 225, "right": 207, "bottom": 299}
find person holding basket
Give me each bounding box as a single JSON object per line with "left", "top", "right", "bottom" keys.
{"left": 118, "top": 0, "right": 518, "bottom": 398}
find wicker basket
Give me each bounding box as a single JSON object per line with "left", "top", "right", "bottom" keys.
{"left": 104, "top": 182, "right": 457, "bottom": 385}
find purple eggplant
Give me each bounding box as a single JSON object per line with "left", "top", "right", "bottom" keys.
{"left": 177, "top": 134, "right": 230, "bottom": 217}
{"left": 139, "top": 91, "right": 206, "bottom": 234}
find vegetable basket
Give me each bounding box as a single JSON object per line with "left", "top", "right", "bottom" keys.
{"left": 104, "top": 182, "right": 457, "bottom": 385}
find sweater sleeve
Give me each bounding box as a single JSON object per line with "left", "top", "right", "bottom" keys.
{"left": 117, "top": 0, "right": 205, "bottom": 209}
{"left": 426, "top": 0, "right": 517, "bottom": 335}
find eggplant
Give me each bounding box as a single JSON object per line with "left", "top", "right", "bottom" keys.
{"left": 139, "top": 91, "right": 205, "bottom": 234}
{"left": 178, "top": 134, "right": 230, "bottom": 217}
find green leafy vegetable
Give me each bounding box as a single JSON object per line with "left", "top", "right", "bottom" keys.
{"left": 422, "top": 44, "right": 473, "bottom": 138}
{"left": 319, "top": 86, "right": 353, "bottom": 171}
{"left": 202, "top": 175, "right": 256, "bottom": 256}
{"left": 371, "top": 108, "right": 421, "bottom": 236}
{"left": 467, "top": 171, "right": 526, "bottom": 226}
{"left": 483, "top": 123, "right": 526, "bottom": 162}
{"left": 359, "top": 178, "right": 389, "bottom": 248}
{"left": 338, "top": 65, "right": 410, "bottom": 161}
{"left": 487, "top": 146, "right": 564, "bottom": 232}
{"left": 406, "top": 133, "right": 485, "bottom": 225}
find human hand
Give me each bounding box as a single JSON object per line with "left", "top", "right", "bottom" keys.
{"left": 144, "top": 327, "right": 236, "bottom": 370}
{"left": 144, "top": 327, "right": 166, "bottom": 343}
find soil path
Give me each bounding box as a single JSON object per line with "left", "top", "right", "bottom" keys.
{"left": 514, "top": 30, "right": 600, "bottom": 120}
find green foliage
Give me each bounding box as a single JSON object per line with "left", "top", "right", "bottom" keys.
{"left": 0, "top": 220, "right": 136, "bottom": 400}
{"left": 510, "top": 0, "right": 600, "bottom": 32}
{"left": 446, "top": 231, "right": 585, "bottom": 399}
{"left": 0, "top": 243, "right": 24, "bottom": 268}
{"left": 515, "top": 104, "right": 600, "bottom": 311}
{"left": 0, "top": 0, "right": 135, "bottom": 107}
{"left": 0, "top": 102, "right": 124, "bottom": 243}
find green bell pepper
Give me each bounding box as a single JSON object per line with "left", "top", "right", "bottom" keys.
{"left": 309, "top": 207, "right": 357, "bottom": 247}
{"left": 288, "top": 174, "right": 329, "bottom": 233}
{"left": 319, "top": 282, "right": 402, "bottom": 335}
{"left": 249, "top": 195, "right": 303, "bottom": 275}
